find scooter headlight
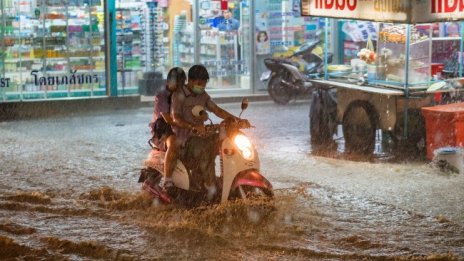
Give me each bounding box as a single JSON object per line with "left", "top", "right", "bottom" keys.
{"left": 234, "top": 134, "right": 253, "bottom": 160}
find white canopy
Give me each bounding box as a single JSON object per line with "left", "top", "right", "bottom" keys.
{"left": 301, "top": 0, "right": 464, "bottom": 24}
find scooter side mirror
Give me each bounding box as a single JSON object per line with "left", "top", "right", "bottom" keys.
{"left": 241, "top": 98, "right": 249, "bottom": 111}
{"left": 239, "top": 98, "right": 249, "bottom": 118}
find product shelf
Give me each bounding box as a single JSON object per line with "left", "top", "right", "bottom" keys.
{"left": 0, "top": 0, "right": 106, "bottom": 101}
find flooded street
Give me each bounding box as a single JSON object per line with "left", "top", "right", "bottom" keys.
{"left": 1, "top": 101, "right": 463, "bottom": 260}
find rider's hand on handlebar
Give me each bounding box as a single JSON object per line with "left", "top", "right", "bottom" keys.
{"left": 238, "top": 119, "right": 252, "bottom": 128}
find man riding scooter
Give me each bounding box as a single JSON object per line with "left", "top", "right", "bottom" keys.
{"left": 170, "top": 64, "right": 249, "bottom": 200}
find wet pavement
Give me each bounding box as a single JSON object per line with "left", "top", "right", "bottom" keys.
{"left": 0, "top": 101, "right": 463, "bottom": 260}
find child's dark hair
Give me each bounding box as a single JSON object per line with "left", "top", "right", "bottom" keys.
{"left": 188, "top": 64, "right": 210, "bottom": 82}
{"left": 167, "top": 67, "right": 186, "bottom": 85}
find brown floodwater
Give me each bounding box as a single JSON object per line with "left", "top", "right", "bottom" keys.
{"left": 1, "top": 183, "right": 462, "bottom": 260}
{"left": 0, "top": 104, "right": 463, "bottom": 260}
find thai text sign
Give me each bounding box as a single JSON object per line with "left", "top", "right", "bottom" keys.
{"left": 301, "top": 0, "right": 464, "bottom": 23}
{"left": 301, "top": 0, "right": 410, "bottom": 22}
{"left": 413, "top": 0, "right": 464, "bottom": 23}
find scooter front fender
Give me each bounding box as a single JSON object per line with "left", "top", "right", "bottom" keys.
{"left": 231, "top": 169, "right": 273, "bottom": 191}
{"left": 222, "top": 169, "right": 273, "bottom": 202}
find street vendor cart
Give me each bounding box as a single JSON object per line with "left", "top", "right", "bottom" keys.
{"left": 302, "top": 0, "right": 464, "bottom": 155}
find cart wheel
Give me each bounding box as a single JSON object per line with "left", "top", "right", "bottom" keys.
{"left": 342, "top": 101, "right": 378, "bottom": 155}
{"left": 310, "top": 89, "right": 337, "bottom": 147}
{"left": 393, "top": 109, "right": 426, "bottom": 158}
{"left": 268, "top": 73, "right": 292, "bottom": 105}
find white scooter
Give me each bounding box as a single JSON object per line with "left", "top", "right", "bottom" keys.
{"left": 138, "top": 99, "right": 273, "bottom": 205}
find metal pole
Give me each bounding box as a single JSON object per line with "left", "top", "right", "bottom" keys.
{"left": 324, "top": 18, "right": 329, "bottom": 80}
{"left": 0, "top": 0, "right": 4, "bottom": 101}
{"left": 403, "top": 24, "right": 411, "bottom": 138}
{"left": 460, "top": 22, "right": 464, "bottom": 77}
{"left": 105, "top": 0, "right": 117, "bottom": 96}
{"left": 193, "top": 0, "right": 200, "bottom": 64}
{"left": 250, "top": 0, "right": 256, "bottom": 94}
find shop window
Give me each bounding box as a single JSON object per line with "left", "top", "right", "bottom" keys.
{"left": 121, "top": 0, "right": 189, "bottom": 96}
{"left": 197, "top": 0, "right": 251, "bottom": 89}
{"left": 116, "top": 0, "right": 154, "bottom": 95}
{"left": 338, "top": 20, "right": 463, "bottom": 86}
{"left": 170, "top": 1, "right": 192, "bottom": 72}
{"left": 254, "top": 0, "right": 327, "bottom": 90}
{"left": 0, "top": 0, "right": 106, "bottom": 101}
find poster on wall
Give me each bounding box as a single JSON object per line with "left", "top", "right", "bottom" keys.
{"left": 256, "top": 30, "right": 271, "bottom": 55}
{"left": 342, "top": 21, "right": 377, "bottom": 42}
{"left": 255, "top": 0, "right": 271, "bottom": 54}
{"left": 256, "top": 7, "right": 268, "bottom": 31}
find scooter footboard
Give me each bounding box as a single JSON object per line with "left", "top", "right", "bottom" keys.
{"left": 138, "top": 167, "right": 161, "bottom": 183}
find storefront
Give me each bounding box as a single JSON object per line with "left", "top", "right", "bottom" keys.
{"left": 0, "top": 0, "right": 107, "bottom": 101}
{"left": 0, "top": 0, "right": 325, "bottom": 102}
{"left": 299, "top": 0, "right": 464, "bottom": 155}
{"left": 119, "top": 0, "right": 326, "bottom": 93}
{"left": 128, "top": 0, "right": 321, "bottom": 93}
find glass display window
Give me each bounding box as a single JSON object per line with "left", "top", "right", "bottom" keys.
{"left": 169, "top": 0, "right": 252, "bottom": 90}
{"left": 337, "top": 20, "right": 463, "bottom": 88}
{"left": 197, "top": 0, "right": 251, "bottom": 90}
{"left": 376, "top": 23, "right": 432, "bottom": 87}
{"left": 0, "top": 0, "right": 106, "bottom": 101}
{"left": 169, "top": 0, "right": 191, "bottom": 72}
{"left": 115, "top": 0, "right": 175, "bottom": 96}
{"left": 254, "top": 0, "right": 328, "bottom": 89}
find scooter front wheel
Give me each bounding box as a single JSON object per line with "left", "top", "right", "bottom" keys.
{"left": 268, "top": 74, "right": 292, "bottom": 105}
{"left": 233, "top": 185, "right": 273, "bottom": 200}
{"left": 232, "top": 185, "right": 274, "bottom": 223}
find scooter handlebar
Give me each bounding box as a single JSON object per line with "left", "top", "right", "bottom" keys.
{"left": 192, "top": 119, "right": 252, "bottom": 137}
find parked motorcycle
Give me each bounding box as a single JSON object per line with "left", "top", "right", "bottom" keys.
{"left": 138, "top": 99, "right": 273, "bottom": 206}
{"left": 261, "top": 40, "right": 333, "bottom": 105}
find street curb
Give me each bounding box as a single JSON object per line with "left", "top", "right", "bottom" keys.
{"left": 0, "top": 94, "right": 272, "bottom": 121}
{"left": 0, "top": 96, "right": 142, "bottom": 121}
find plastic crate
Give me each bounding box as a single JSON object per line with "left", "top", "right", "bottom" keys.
{"left": 421, "top": 102, "right": 464, "bottom": 160}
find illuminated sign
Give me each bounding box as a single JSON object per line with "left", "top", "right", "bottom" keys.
{"left": 301, "top": 0, "right": 409, "bottom": 22}
{"left": 301, "top": 0, "right": 464, "bottom": 23}
{"left": 314, "top": 0, "right": 357, "bottom": 11}
{"left": 431, "top": 0, "right": 464, "bottom": 13}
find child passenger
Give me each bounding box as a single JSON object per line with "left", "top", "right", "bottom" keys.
{"left": 149, "top": 67, "right": 186, "bottom": 189}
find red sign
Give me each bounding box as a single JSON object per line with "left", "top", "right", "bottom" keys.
{"left": 302, "top": 0, "right": 464, "bottom": 23}
{"left": 432, "top": 0, "right": 464, "bottom": 13}
{"left": 314, "top": 0, "right": 357, "bottom": 11}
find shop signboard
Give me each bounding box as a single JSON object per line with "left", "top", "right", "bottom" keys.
{"left": 413, "top": 0, "right": 464, "bottom": 23}
{"left": 301, "top": 0, "right": 464, "bottom": 23}
{"left": 300, "top": 0, "right": 410, "bottom": 23}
